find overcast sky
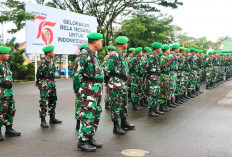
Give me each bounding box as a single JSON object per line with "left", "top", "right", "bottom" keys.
{"left": 1, "top": 0, "right": 232, "bottom": 43}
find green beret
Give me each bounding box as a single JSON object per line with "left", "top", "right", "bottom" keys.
{"left": 205, "top": 54, "right": 209, "bottom": 57}
{"left": 87, "top": 32, "right": 103, "bottom": 40}
{"left": 208, "top": 51, "right": 213, "bottom": 55}
{"left": 123, "top": 49, "right": 127, "bottom": 53}
{"left": 144, "top": 47, "right": 152, "bottom": 53}
{"left": 0, "top": 46, "right": 11, "bottom": 54}
{"left": 107, "top": 45, "right": 115, "bottom": 50}
{"left": 190, "top": 48, "right": 195, "bottom": 52}
{"left": 129, "top": 48, "right": 135, "bottom": 52}
{"left": 152, "top": 42, "right": 162, "bottom": 49}
{"left": 213, "top": 50, "right": 218, "bottom": 54}
{"left": 179, "top": 47, "right": 186, "bottom": 51}
{"left": 134, "top": 47, "right": 143, "bottom": 54}
{"left": 200, "top": 50, "right": 203, "bottom": 53}
{"left": 162, "top": 45, "right": 170, "bottom": 50}
{"left": 79, "top": 44, "right": 88, "bottom": 50}
{"left": 159, "top": 51, "right": 164, "bottom": 56}
{"left": 43, "top": 45, "right": 54, "bottom": 53}
{"left": 115, "top": 36, "right": 129, "bottom": 44}
{"left": 172, "top": 44, "right": 180, "bottom": 49}
{"left": 185, "top": 49, "right": 190, "bottom": 53}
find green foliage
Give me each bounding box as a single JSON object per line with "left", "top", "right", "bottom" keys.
{"left": 25, "top": 75, "right": 35, "bottom": 81}
{"left": 119, "top": 14, "right": 181, "bottom": 48}
{"left": 26, "top": 63, "right": 35, "bottom": 75}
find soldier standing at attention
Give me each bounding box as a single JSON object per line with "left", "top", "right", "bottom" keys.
{"left": 73, "top": 32, "right": 104, "bottom": 152}
{"left": 126, "top": 48, "right": 135, "bottom": 102}
{"left": 75, "top": 43, "right": 88, "bottom": 131}
{"left": 0, "top": 46, "right": 21, "bottom": 141}
{"left": 104, "top": 36, "right": 135, "bottom": 135}
{"left": 102, "top": 45, "right": 115, "bottom": 110}
{"left": 130, "top": 47, "right": 144, "bottom": 111}
{"left": 36, "top": 45, "right": 62, "bottom": 128}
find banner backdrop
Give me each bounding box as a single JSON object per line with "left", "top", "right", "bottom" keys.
{"left": 25, "top": 2, "right": 98, "bottom": 54}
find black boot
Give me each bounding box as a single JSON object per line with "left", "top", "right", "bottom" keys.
{"left": 105, "top": 102, "right": 111, "bottom": 109}
{"left": 0, "top": 127, "right": 4, "bottom": 141}
{"left": 142, "top": 98, "right": 148, "bottom": 107}
{"left": 163, "top": 102, "right": 172, "bottom": 111}
{"left": 148, "top": 107, "right": 159, "bottom": 117}
{"left": 113, "top": 121, "right": 125, "bottom": 135}
{"left": 190, "top": 91, "right": 195, "bottom": 98}
{"left": 154, "top": 104, "right": 164, "bottom": 115}
{"left": 76, "top": 120, "right": 80, "bottom": 131}
{"left": 184, "top": 93, "right": 191, "bottom": 99}
{"left": 49, "top": 115, "right": 62, "bottom": 124}
{"left": 206, "top": 84, "right": 210, "bottom": 89}
{"left": 180, "top": 96, "right": 187, "bottom": 102}
{"left": 77, "top": 139, "right": 96, "bottom": 152}
{"left": 175, "top": 96, "right": 183, "bottom": 104}
{"left": 171, "top": 98, "right": 179, "bottom": 106}
{"left": 132, "top": 102, "right": 143, "bottom": 111}
{"left": 159, "top": 103, "right": 168, "bottom": 112}
{"left": 121, "top": 117, "right": 135, "bottom": 130}
{"left": 89, "top": 136, "right": 102, "bottom": 148}
{"left": 167, "top": 100, "right": 176, "bottom": 108}
{"left": 5, "top": 125, "right": 21, "bottom": 137}
{"left": 41, "top": 117, "right": 49, "bottom": 128}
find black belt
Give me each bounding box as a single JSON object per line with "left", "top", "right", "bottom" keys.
{"left": 110, "top": 73, "right": 128, "bottom": 82}
{"left": 149, "top": 72, "right": 160, "bottom": 76}
{"left": 0, "top": 84, "right": 12, "bottom": 89}
{"left": 83, "top": 76, "right": 103, "bottom": 83}
{"left": 161, "top": 71, "right": 169, "bottom": 74}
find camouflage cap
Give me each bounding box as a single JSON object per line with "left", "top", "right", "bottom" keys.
{"left": 151, "top": 42, "right": 162, "bottom": 49}
{"left": 134, "top": 47, "right": 143, "bottom": 54}
{"left": 115, "top": 36, "right": 129, "bottom": 44}
{"left": 0, "top": 46, "right": 11, "bottom": 54}
{"left": 144, "top": 47, "right": 152, "bottom": 53}
{"left": 87, "top": 32, "right": 103, "bottom": 40}
{"left": 43, "top": 45, "right": 54, "bottom": 53}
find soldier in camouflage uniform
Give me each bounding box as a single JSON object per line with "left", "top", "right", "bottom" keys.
{"left": 205, "top": 52, "right": 213, "bottom": 89}
{"left": 159, "top": 45, "right": 172, "bottom": 112}
{"left": 126, "top": 48, "right": 135, "bottom": 102}
{"left": 102, "top": 45, "right": 115, "bottom": 110}
{"left": 75, "top": 43, "right": 88, "bottom": 131}
{"left": 104, "top": 36, "right": 135, "bottom": 135}
{"left": 195, "top": 50, "right": 203, "bottom": 95}
{"left": 130, "top": 47, "right": 144, "bottom": 111}
{"left": 146, "top": 45, "right": 162, "bottom": 117}
{"left": 73, "top": 33, "right": 104, "bottom": 152}
{"left": 182, "top": 49, "right": 191, "bottom": 99}
{"left": 36, "top": 45, "right": 62, "bottom": 128}
{"left": 168, "top": 44, "right": 179, "bottom": 106}
{"left": 0, "top": 46, "right": 21, "bottom": 141}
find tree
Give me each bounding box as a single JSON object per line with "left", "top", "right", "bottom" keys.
{"left": 0, "top": 0, "right": 183, "bottom": 46}
{"left": 117, "top": 14, "right": 181, "bottom": 48}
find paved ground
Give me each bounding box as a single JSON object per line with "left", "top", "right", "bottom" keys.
{"left": 1, "top": 79, "right": 232, "bottom": 157}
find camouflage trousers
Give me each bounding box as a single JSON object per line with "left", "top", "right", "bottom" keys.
{"left": 187, "top": 70, "right": 197, "bottom": 92}
{"left": 212, "top": 66, "right": 218, "bottom": 83}
{"left": 105, "top": 85, "right": 110, "bottom": 104}
{"left": 160, "top": 74, "right": 170, "bottom": 104}
{"left": 147, "top": 76, "right": 160, "bottom": 109}
{"left": 78, "top": 95, "right": 102, "bottom": 141}
{"left": 176, "top": 71, "right": 185, "bottom": 96}
{"left": 109, "top": 88, "right": 128, "bottom": 121}
{"left": 39, "top": 86, "right": 57, "bottom": 118}
{"left": 168, "top": 71, "right": 177, "bottom": 100}
{"left": 183, "top": 71, "right": 189, "bottom": 95}
{"left": 206, "top": 68, "right": 213, "bottom": 86}
{"left": 131, "top": 75, "right": 143, "bottom": 103}
{"left": 0, "top": 88, "right": 16, "bottom": 127}
{"left": 196, "top": 68, "right": 201, "bottom": 89}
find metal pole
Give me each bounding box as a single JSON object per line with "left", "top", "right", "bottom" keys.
{"left": 66, "top": 54, "right": 68, "bottom": 78}
{"left": 35, "top": 54, "right": 38, "bottom": 81}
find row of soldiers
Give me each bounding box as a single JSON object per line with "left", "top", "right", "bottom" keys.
{"left": 1, "top": 32, "right": 232, "bottom": 153}
{"left": 103, "top": 44, "right": 232, "bottom": 118}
